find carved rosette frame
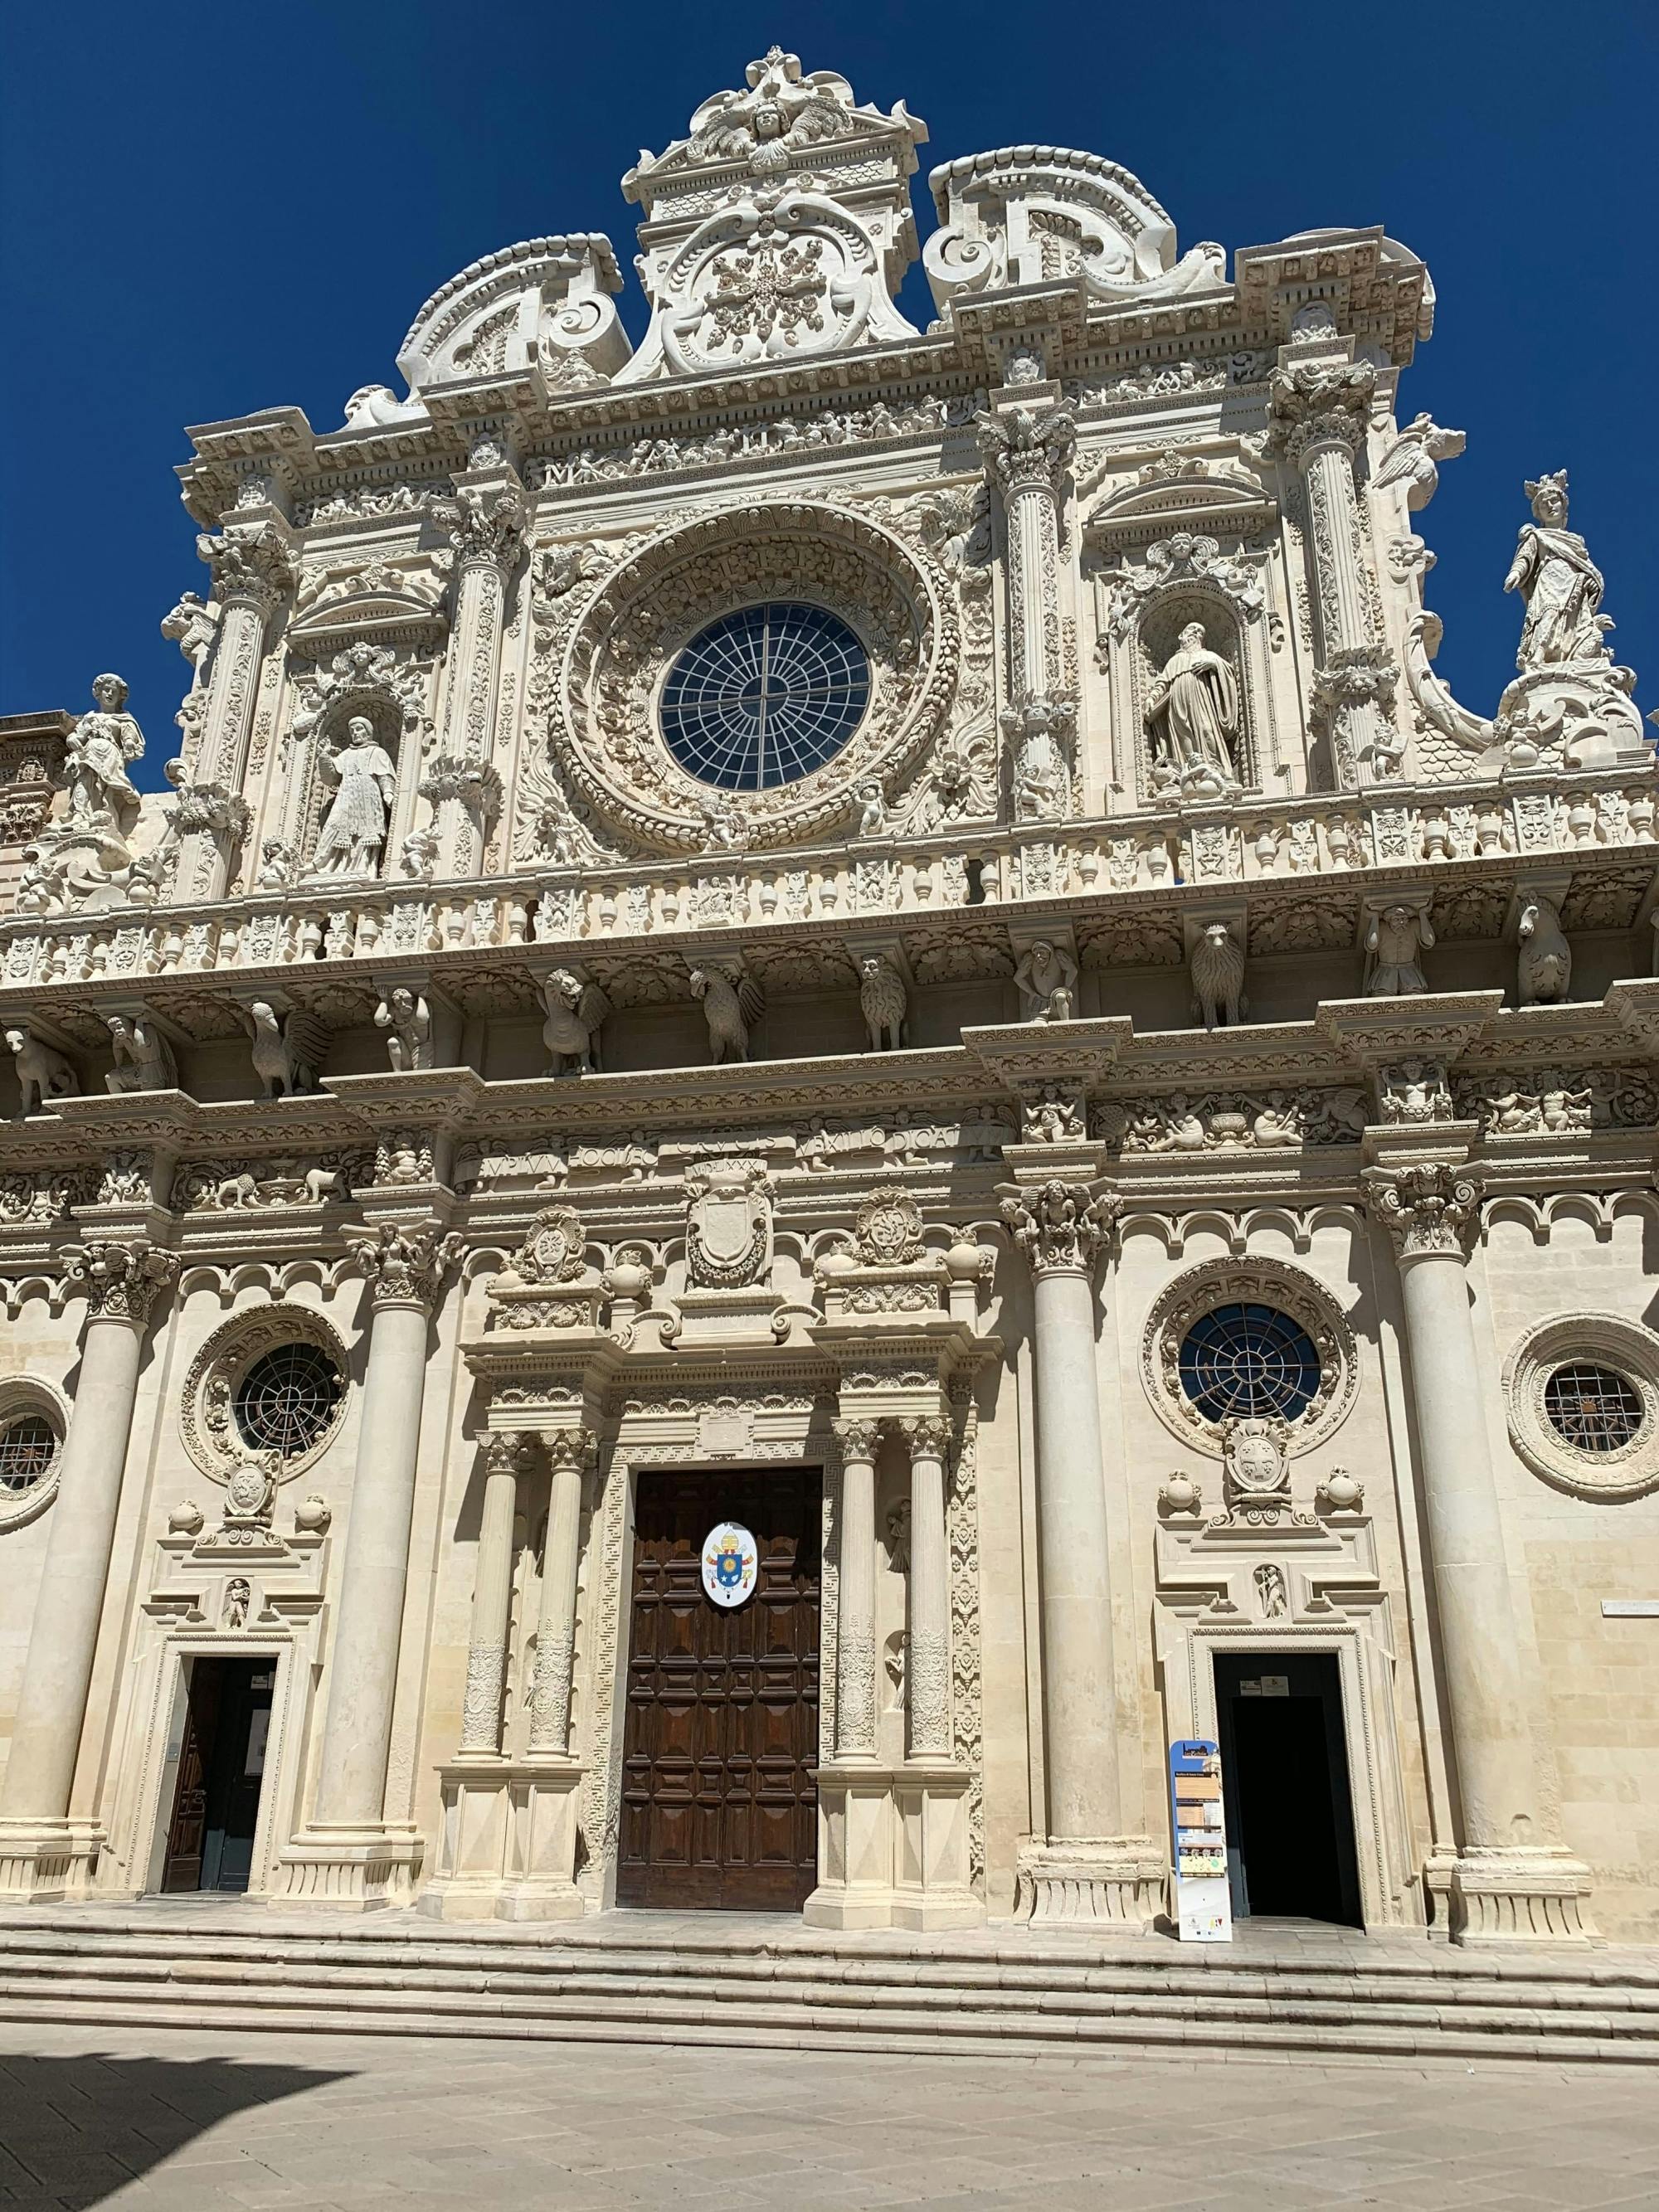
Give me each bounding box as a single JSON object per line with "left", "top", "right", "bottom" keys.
{"left": 1501, "top": 1311, "right": 1659, "bottom": 1503}
{"left": 178, "top": 1303, "right": 352, "bottom": 1486}
{"left": 1140, "top": 1256, "right": 1358, "bottom": 1459}
{"left": 554, "top": 501, "right": 960, "bottom": 855}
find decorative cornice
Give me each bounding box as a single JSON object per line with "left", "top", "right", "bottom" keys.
{"left": 1361, "top": 1160, "right": 1484, "bottom": 1260}
{"left": 60, "top": 1235, "right": 179, "bottom": 1326}
{"left": 1000, "top": 1177, "right": 1120, "bottom": 1276}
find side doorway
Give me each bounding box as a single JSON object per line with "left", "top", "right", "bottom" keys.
{"left": 1213, "top": 1650, "right": 1363, "bottom": 1928}
{"left": 160, "top": 1657, "right": 275, "bottom": 1894}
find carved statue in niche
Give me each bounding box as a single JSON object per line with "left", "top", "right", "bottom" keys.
{"left": 105, "top": 1014, "right": 177, "bottom": 1094}
{"left": 312, "top": 715, "right": 397, "bottom": 878}
{"left": 1146, "top": 621, "right": 1241, "bottom": 798}
{"left": 1365, "top": 904, "right": 1433, "bottom": 997}
{"left": 1504, "top": 472, "right": 1611, "bottom": 670}
{"left": 1014, "top": 938, "right": 1078, "bottom": 1023}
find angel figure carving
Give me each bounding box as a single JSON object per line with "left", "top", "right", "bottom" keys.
{"left": 690, "top": 962, "right": 765, "bottom": 1064}
{"left": 244, "top": 1001, "right": 328, "bottom": 1098}
{"left": 105, "top": 1014, "right": 178, "bottom": 1095}
{"left": 1504, "top": 472, "right": 1611, "bottom": 669}
{"left": 313, "top": 715, "right": 397, "bottom": 878}
{"left": 64, "top": 674, "right": 144, "bottom": 840}
{"left": 541, "top": 968, "right": 611, "bottom": 1076}
{"left": 1146, "top": 623, "right": 1241, "bottom": 797}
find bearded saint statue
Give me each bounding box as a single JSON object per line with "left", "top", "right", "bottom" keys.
{"left": 1146, "top": 621, "right": 1241, "bottom": 797}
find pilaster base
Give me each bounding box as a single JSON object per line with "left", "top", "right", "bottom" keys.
{"left": 1447, "top": 1850, "right": 1597, "bottom": 1945}
{"left": 0, "top": 1820, "right": 102, "bottom": 1903}
{"left": 419, "top": 1760, "right": 587, "bottom": 1923}
{"left": 1014, "top": 1838, "right": 1162, "bottom": 1927}
{"left": 805, "top": 1763, "right": 984, "bottom": 1932}
{"left": 271, "top": 1823, "right": 423, "bottom": 1910}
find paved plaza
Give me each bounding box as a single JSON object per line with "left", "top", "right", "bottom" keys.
{"left": 2, "top": 2022, "right": 1658, "bottom": 2211}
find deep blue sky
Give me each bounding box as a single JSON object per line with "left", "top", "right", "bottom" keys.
{"left": 4, "top": 2, "right": 1656, "bottom": 790}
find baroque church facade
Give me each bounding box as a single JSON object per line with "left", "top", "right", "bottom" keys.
{"left": 2, "top": 50, "right": 1657, "bottom": 1946}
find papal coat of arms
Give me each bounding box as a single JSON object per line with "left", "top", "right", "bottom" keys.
{"left": 701, "top": 1520, "right": 759, "bottom": 1608}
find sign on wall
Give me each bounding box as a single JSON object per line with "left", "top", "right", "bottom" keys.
{"left": 701, "top": 1521, "right": 759, "bottom": 1609}
{"left": 1170, "top": 1738, "right": 1233, "bottom": 1942}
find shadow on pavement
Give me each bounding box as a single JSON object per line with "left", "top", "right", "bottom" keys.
{"left": 0, "top": 2049, "right": 351, "bottom": 2207}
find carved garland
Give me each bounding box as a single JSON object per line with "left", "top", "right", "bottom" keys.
{"left": 1140, "top": 1256, "right": 1358, "bottom": 1460}
{"left": 178, "top": 1303, "right": 351, "bottom": 1485}
{"left": 1502, "top": 1312, "right": 1659, "bottom": 1503}
{"left": 554, "top": 500, "right": 960, "bottom": 855}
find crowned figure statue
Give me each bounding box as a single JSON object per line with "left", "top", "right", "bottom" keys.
{"left": 1146, "top": 622, "right": 1241, "bottom": 797}
{"left": 1503, "top": 471, "right": 1610, "bottom": 670}
{"left": 313, "top": 715, "right": 397, "bottom": 878}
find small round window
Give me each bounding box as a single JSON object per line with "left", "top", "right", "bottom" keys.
{"left": 0, "top": 1413, "right": 56, "bottom": 1494}
{"left": 1178, "top": 1303, "right": 1322, "bottom": 1425}
{"left": 659, "top": 602, "right": 869, "bottom": 790}
{"left": 234, "top": 1344, "right": 343, "bottom": 1461}
{"left": 1543, "top": 1364, "right": 1645, "bottom": 1455}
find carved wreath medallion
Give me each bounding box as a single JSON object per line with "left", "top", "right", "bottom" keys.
{"left": 1140, "top": 1257, "right": 1356, "bottom": 1459}
{"left": 552, "top": 500, "right": 959, "bottom": 854}
{"left": 179, "top": 1305, "right": 350, "bottom": 1485}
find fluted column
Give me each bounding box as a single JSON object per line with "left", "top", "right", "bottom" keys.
{"left": 526, "top": 1429, "right": 591, "bottom": 1758}
{"left": 0, "top": 1238, "right": 177, "bottom": 1898}
{"left": 1365, "top": 1161, "right": 1593, "bottom": 1940}
{"left": 178, "top": 523, "right": 294, "bottom": 898}
{"left": 426, "top": 477, "right": 524, "bottom": 878}
{"left": 1267, "top": 357, "right": 1397, "bottom": 779}
{"left": 282, "top": 1219, "right": 460, "bottom": 1903}
{"left": 899, "top": 1416, "right": 952, "bottom": 1762}
{"left": 831, "top": 1418, "right": 880, "bottom": 1762}
{"left": 457, "top": 1435, "right": 528, "bottom": 1757}
{"left": 978, "top": 396, "right": 1078, "bottom": 820}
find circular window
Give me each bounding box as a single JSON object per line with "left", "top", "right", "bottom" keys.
{"left": 659, "top": 602, "right": 870, "bottom": 790}
{"left": 1543, "top": 1364, "right": 1645, "bottom": 1455}
{"left": 0, "top": 1413, "right": 56, "bottom": 1494}
{"left": 234, "top": 1344, "right": 343, "bottom": 1461}
{"left": 1178, "top": 1303, "right": 1323, "bottom": 1424}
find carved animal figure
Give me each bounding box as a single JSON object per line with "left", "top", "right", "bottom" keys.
{"left": 6, "top": 1027, "right": 80, "bottom": 1119}
{"left": 541, "top": 968, "right": 611, "bottom": 1076}
{"left": 689, "top": 963, "right": 765, "bottom": 1064}
{"left": 1372, "top": 413, "right": 1467, "bottom": 511}
{"left": 244, "top": 1001, "right": 329, "bottom": 1099}
{"left": 859, "top": 954, "right": 908, "bottom": 1052}
{"left": 105, "top": 1014, "right": 177, "bottom": 1095}
{"left": 1190, "top": 922, "right": 1248, "bottom": 1030}
{"left": 1516, "top": 895, "right": 1573, "bottom": 1006}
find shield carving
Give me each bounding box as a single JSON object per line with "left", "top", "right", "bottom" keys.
{"left": 685, "top": 1158, "right": 772, "bottom": 1288}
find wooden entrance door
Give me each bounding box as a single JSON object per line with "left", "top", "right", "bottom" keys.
{"left": 160, "top": 1659, "right": 275, "bottom": 1894}
{"left": 617, "top": 1466, "right": 820, "bottom": 1911}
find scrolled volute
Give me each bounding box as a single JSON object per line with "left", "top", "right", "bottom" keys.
{"left": 1361, "top": 1161, "right": 1484, "bottom": 1261}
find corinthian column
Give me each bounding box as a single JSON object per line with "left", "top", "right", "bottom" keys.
{"left": 0, "top": 1237, "right": 178, "bottom": 1901}
{"left": 526, "top": 1428, "right": 591, "bottom": 1758}
{"left": 179, "top": 523, "right": 295, "bottom": 897}
{"left": 457, "top": 1435, "right": 528, "bottom": 1757}
{"left": 830, "top": 1418, "right": 880, "bottom": 1762}
{"left": 1364, "top": 1161, "right": 1593, "bottom": 1941}
{"left": 978, "top": 396, "right": 1078, "bottom": 819}
{"left": 1266, "top": 357, "right": 1398, "bottom": 780}
{"left": 426, "top": 476, "right": 525, "bottom": 878}
{"left": 1001, "top": 1177, "right": 1157, "bottom": 1923}
{"left": 280, "top": 1218, "right": 461, "bottom": 1907}
{"left": 899, "top": 1416, "right": 952, "bottom": 1762}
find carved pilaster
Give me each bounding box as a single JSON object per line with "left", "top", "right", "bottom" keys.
{"left": 184, "top": 523, "right": 295, "bottom": 897}
{"left": 1000, "top": 1179, "right": 1119, "bottom": 1277}
{"left": 898, "top": 1413, "right": 952, "bottom": 1762}
{"left": 978, "top": 398, "right": 1077, "bottom": 817}
{"left": 528, "top": 1427, "right": 595, "bottom": 1757}
{"left": 458, "top": 1432, "right": 531, "bottom": 1757}
{"left": 431, "top": 479, "right": 525, "bottom": 877}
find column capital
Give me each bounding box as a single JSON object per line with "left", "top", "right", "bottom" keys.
{"left": 975, "top": 399, "right": 1077, "bottom": 497}
{"left": 832, "top": 1416, "right": 882, "bottom": 1463}
{"left": 194, "top": 521, "right": 296, "bottom": 615}
{"left": 483, "top": 1432, "right": 533, "bottom": 1480}
{"left": 897, "top": 1412, "right": 952, "bottom": 1461}
{"left": 1266, "top": 358, "right": 1375, "bottom": 466}
{"left": 1000, "top": 1179, "right": 1121, "bottom": 1277}
{"left": 438, "top": 481, "right": 527, "bottom": 571}
{"left": 343, "top": 1219, "right": 465, "bottom": 1310}
{"left": 61, "top": 1236, "right": 178, "bottom": 1328}
{"left": 1362, "top": 1160, "right": 1484, "bottom": 1262}
{"left": 541, "top": 1426, "right": 597, "bottom": 1478}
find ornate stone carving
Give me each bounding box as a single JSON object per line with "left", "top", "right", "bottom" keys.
{"left": 61, "top": 1237, "right": 178, "bottom": 1327}
{"left": 374, "top": 989, "right": 433, "bottom": 1072}
{"left": 1506, "top": 471, "right": 1613, "bottom": 672}
{"left": 1000, "top": 1180, "right": 1119, "bottom": 1276}
{"left": 1014, "top": 938, "right": 1078, "bottom": 1023}
{"left": 436, "top": 482, "right": 527, "bottom": 573}
{"left": 976, "top": 401, "right": 1078, "bottom": 497}
{"left": 342, "top": 1219, "right": 465, "bottom": 1309}
{"left": 685, "top": 1158, "right": 773, "bottom": 1289}
{"left": 1502, "top": 1313, "right": 1659, "bottom": 1503}
{"left": 1379, "top": 1059, "right": 1454, "bottom": 1126}
{"left": 539, "top": 969, "right": 611, "bottom": 1077}
{"left": 311, "top": 716, "right": 397, "bottom": 881}
{"left": 1003, "top": 690, "right": 1076, "bottom": 823}
{"left": 242, "top": 1001, "right": 328, "bottom": 1099}
{"left": 1266, "top": 358, "right": 1375, "bottom": 465}
{"left": 197, "top": 523, "right": 295, "bottom": 615}
{"left": 1189, "top": 920, "right": 1248, "bottom": 1029}
{"left": 1141, "top": 1259, "right": 1357, "bottom": 1457}
{"left": 1104, "top": 1086, "right": 1368, "bottom": 1153}
{"left": 689, "top": 961, "right": 764, "bottom": 1064}
{"left": 1106, "top": 532, "right": 1266, "bottom": 645}
{"left": 1515, "top": 894, "right": 1572, "bottom": 1006}
{"left": 1146, "top": 623, "right": 1243, "bottom": 800}
{"left": 857, "top": 954, "right": 908, "bottom": 1052}
{"left": 1219, "top": 1417, "right": 1304, "bottom": 1526}
{"left": 1365, "top": 903, "right": 1433, "bottom": 996}
{"left": 1373, "top": 413, "right": 1466, "bottom": 512}
{"left": 6, "top": 1025, "right": 80, "bottom": 1118}
{"left": 1363, "top": 1162, "right": 1484, "bottom": 1259}
{"left": 173, "top": 1159, "right": 350, "bottom": 1210}
{"left": 503, "top": 1206, "right": 588, "bottom": 1286}
{"left": 854, "top": 1188, "right": 926, "bottom": 1266}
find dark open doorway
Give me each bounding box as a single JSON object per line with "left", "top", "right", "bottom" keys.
{"left": 160, "top": 1656, "right": 275, "bottom": 1894}
{"left": 1213, "top": 1650, "right": 1363, "bottom": 1928}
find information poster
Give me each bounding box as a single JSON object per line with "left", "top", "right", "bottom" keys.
{"left": 1169, "top": 1738, "right": 1233, "bottom": 1942}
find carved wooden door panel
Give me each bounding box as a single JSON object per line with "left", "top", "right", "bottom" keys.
{"left": 161, "top": 1660, "right": 222, "bottom": 1893}
{"left": 617, "top": 1466, "right": 820, "bottom": 1911}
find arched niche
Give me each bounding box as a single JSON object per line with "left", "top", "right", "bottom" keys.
{"left": 1132, "top": 587, "right": 1267, "bottom": 805}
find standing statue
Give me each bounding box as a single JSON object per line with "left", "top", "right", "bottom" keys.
{"left": 1146, "top": 623, "right": 1241, "bottom": 797}
{"left": 1013, "top": 938, "right": 1078, "bottom": 1023}
{"left": 105, "top": 1014, "right": 178, "bottom": 1094}
{"left": 858, "top": 954, "right": 908, "bottom": 1052}
{"left": 1504, "top": 472, "right": 1611, "bottom": 669}
{"left": 375, "top": 988, "right": 434, "bottom": 1072}
{"left": 313, "top": 715, "right": 397, "bottom": 878}
{"left": 64, "top": 674, "right": 144, "bottom": 841}
{"left": 541, "top": 969, "right": 611, "bottom": 1076}
{"left": 1365, "top": 904, "right": 1434, "bottom": 997}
